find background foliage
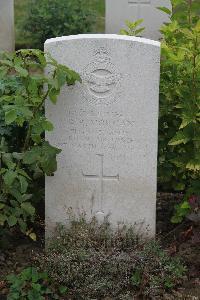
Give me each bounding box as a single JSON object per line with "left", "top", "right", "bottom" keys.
{"left": 121, "top": 0, "right": 200, "bottom": 223}
{"left": 0, "top": 50, "right": 80, "bottom": 239}
{"left": 15, "top": 0, "right": 105, "bottom": 49}
{"left": 158, "top": 0, "right": 200, "bottom": 222}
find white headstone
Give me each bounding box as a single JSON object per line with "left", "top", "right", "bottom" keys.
{"left": 0, "top": 0, "right": 15, "bottom": 51}
{"left": 106, "top": 0, "right": 171, "bottom": 40}
{"left": 45, "top": 34, "right": 160, "bottom": 236}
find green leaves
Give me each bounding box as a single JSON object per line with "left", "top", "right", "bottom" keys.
{"left": 5, "top": 110, "right": 17, "bottom": 124}
{"left": 49, "top": 87, "right": 60, "bottom": 104}
{"left": 171, "top": 201, "right": 191, "bottom": 224}
{"left": 7, "top": 215, "right": 18, "bottom": 227}
{"left": 21, "top": 202, "right": 35, "bottom": 216}
{"left": 30, "top": 116, "right": 54, "bottom": 143}
{"left": 0, "top": 49, "right": 79, "bottom": 238}
{"left": 158, "top": 0, "right": 200, "bottom": 223}
{"left": 23, "top": 142, "right": 61, "bottom": 175}
{"left": 168, "top": 131, "right": 190, "bottom": 146}
{"left": 4, "top": 103, "right": 33, "bottom": 126}
{"left": 157, "top": 6, "right": 171, "bottom": 15}
{"left": 3, "top": 170, "right": 17, "bottom": 186}
{"left": 48, "top": 62, "right": 81, "bottom": 104}
{"left": 6, "top": 267, "right": 68, "bottom": 300}
{"left": 120, "top": 19, "right": 145, "bottom": 36}
{"left": 14, "top": 65, "right": 28, "bottom": 77}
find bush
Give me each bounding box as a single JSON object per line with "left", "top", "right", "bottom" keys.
{"left": 158, "top": 0, "right": 200, "bottom": 191}
{"left": 158, "top": 0, "right": 200, "bottom": 222}
{"left": 120, "top": 0, "right": 200, "bottom": 223}
{"left": 20, "top": 0, "right": 95, "bottom": 49}
{"left": 6, "top": 267, "right": 68, "bottom": 300}
{"left": 39, "top": 217, "right": 186, "bottom": 299}
{"left": 0, "top": 50, "right": 80, "bottom": 240}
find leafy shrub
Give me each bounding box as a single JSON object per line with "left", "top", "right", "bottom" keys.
{"left": 6, "top": 267, "right": 68, "bottom": 300}
{"left": 120, "top": 19, "right": 145, "bottom": 36}
{"left": 20, "top": 0, "right": 95, "bottom": 49}
{"left": 158, "top": 0, "right": 200, "bottom": 222}
{"left": 121, "top": 0, "right": 200, "bottom": 223}
{"left": 39, "top": 217, "right": 186, "bottom": 299}
{"left": 0, "top": 50, "right": 80, "bottom": 239}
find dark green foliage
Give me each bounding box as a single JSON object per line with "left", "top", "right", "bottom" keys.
{"left": 6, "top": 267, "right": 68, "bottom": 300}
{"left": 158, "top": 0, "right": 200, "bottom": 222}
{"left": 0, "top": 49, "right": 80, "bottom": 239}
{"left": 39, "top": 218, "right": 186, "bottom": 299}
{"left": 20, "top": 0, "right": 95, "bottom": 49}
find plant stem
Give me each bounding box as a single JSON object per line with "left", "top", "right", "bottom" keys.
{"left": 188, "top": 0, "right": 192, "bottom": 27}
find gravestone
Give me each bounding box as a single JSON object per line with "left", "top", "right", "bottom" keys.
{"left": 45, "top": 34, "right": 160, "bottom": 236}
{"left": 0, "top": 0, "right": 15, "bottom": 51}
{"left": 106, "top": 0, "right": 171, "bottom": 40}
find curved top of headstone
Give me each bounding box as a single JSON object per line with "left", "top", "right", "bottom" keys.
{"left": 45, "top": 34, "right": 160, "bottom": 47}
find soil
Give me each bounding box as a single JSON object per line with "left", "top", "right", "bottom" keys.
{"left": 0, "top": 193, "right": 199, "bottom": 299}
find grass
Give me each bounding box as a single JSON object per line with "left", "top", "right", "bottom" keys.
{"left": 14, "top": 0, "right": 105, "bottom": 49}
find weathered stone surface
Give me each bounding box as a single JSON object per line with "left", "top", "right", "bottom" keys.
{"left": 45, "top": 34, "right": 160, "bottom": 236}
{"left": 0, "top": 0, "right": 15, "bottom": 51}
{"left": 106, "top": 0, "right": 171, "bottom": 40}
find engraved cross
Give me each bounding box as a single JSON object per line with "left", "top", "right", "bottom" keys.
{"left": 128, "top": 0, "right": 151, "bottom": 19}
{"left": 82, "top": 154, "right": 119, "bottom": 211}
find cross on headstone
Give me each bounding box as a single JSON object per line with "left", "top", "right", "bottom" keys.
{"left": 82, "top": 154, "right": 119, "bottom": 211}
{"left": 128, "top": 0, "right": 151, "bottom": 19}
